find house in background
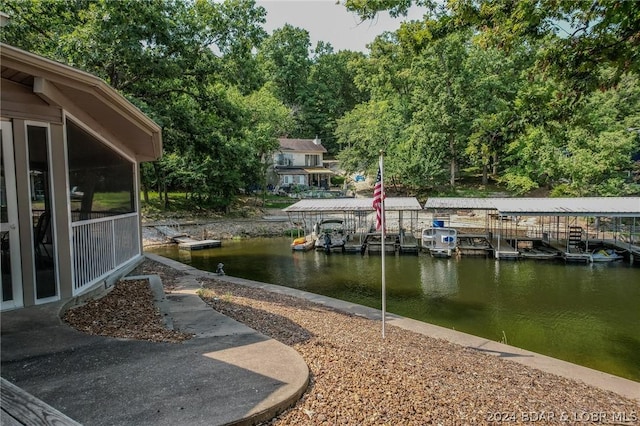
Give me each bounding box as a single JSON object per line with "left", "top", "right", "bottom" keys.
{"left": 269, "top": 137, "right": 333, "bottom": 190}
{"left": 1, "top": 43, "right": 162, "bottom": 310}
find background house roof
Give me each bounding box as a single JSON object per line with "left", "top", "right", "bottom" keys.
{"left": 278, "top": 138, "right": 327, "bottom": 153}
{"left": 0, "top": 43, "right": 162, "bottom": 162}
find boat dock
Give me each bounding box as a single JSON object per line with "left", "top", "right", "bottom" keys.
{"left": 514, "top": 239, "right": 562, "bottom": 260}
{"left": 366, "top": 234, "right": 397, "bottom": 255}
{"left": 155, "top": 224, "right": 221, "bottom": 251}
{"left": 424, "top": 197, "right": 640, "bottom": 264}
{"left": 456, "top": 234, "right": 492, "bottom": 257}
{"left": 173, "top": 237, "right": 222, "bottom": 250}
{"left": 284, "top": 197, "right": 423, "bottom": 256}
{"left": 399, "top": 233, "right": 419, "bottom": 254}
{"left": 344, "top": 233, "right": 367, "bottom": 253}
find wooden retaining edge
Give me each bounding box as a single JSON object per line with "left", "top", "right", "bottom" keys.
{"left": 1, "top": 377, "right": 81, "bottom": 426}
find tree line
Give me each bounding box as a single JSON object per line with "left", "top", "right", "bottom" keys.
{"left": 2, "top": 0, "right": 638, "bottom": 209}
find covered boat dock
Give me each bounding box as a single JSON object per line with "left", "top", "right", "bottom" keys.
{"left": 283, "top": 197, "right": 423, "bottom": 254}
{"left": 424, "top": 197, "right": 640, "bottom": 263}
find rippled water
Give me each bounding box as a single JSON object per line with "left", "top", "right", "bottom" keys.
{"left": 149, "top": 237, "right": 640, "bottom": 382}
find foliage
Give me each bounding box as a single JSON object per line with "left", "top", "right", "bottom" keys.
{"left": 330, "top": 175, "right": 345, "bottom": 186}
{"left": 2, "top": 0, "right": 282, "bottom": 210}
{"left": 341, "top": 0, "right": 640, "bottom": 196}
{"left": 445, "top": 0, "right": 640, "bottom": 92}
{"left": 298, "top": 47, "right": 369, "bottom": 153}
{"left": 257, "top": 23, "right": 311, "bottom": 108}
{"left": 3, "top": 0, "right": 639, "bottom": 206}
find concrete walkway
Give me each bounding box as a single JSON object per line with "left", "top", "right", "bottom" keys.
{"left": 1, "top": 264, "right": 309, "bottom": 426}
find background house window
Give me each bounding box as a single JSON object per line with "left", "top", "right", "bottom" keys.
{"left": 277, "top": 154, "right": 293, "bottom": 166}
{"left": 66, "top": 120, "right": 135, "bottom": 221}
{"left": 305, "top": 155, "right": 319, "bottom": 166}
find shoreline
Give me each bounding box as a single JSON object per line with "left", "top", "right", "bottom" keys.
{"left": 136, "top": 254, "right": 639, "bottom": 424}
{"left": 146, "top": 253, "right": 640, "bottom": 404}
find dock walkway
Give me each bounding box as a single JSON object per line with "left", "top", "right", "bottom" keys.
{"left": 399, "top": 234, "right": 419, "bottom": 254}
{"left": 155, "top": 225, "right": 221, "bottom": 250}
{"left": 490, "top": 236, "right": 519, "bottom": 259}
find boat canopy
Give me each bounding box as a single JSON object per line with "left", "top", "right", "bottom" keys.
{"left": 284, "top": 197, "right": 422, "bottom": 213}
{"left": 425, "top": 197, "right": 640, "bottom": 217}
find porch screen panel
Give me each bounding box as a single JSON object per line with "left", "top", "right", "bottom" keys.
{"left": 66, "top": 120, "right": 135, "bottom": 221}
{"left": 66, "top": 119, "right": 140, "bottom": 293}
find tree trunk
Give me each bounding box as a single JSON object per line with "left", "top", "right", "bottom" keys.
{"left": 449, "top": 133, "right": 456, "bottom": 187}
{"left": 482, "top": 162, "right": 488, "bottom": 186}
{"left": 492, "top": 152, "right": 498, "bottom": 176}
{"left": 163, "top": 181, "right": 169, "bottom": 209}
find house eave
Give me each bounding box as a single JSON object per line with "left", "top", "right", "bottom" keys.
{"left": 1, "top": 43, "right": 162, "bottom": 162}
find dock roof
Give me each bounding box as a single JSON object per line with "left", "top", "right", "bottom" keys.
{"left": 424, "top": 197, "right": 640, "bottom": 217}
{"left": 424, "top": 197, "right": 497, "bottom": 210}
{"left": 284, "top": 197, "right": 422, "bottom": 212}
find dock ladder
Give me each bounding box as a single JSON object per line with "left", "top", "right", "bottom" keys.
{"left": 568, "top": 226, "right": 583, "bottom": 252}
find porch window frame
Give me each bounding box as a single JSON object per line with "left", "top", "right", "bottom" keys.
{"left": 24, "top": 120, "right": 61, "bottom": 305}
{"left": 0, "top": 120, "right": 24, "bottom": 310}
{"left": 62, "top": 113, "right": 142, "bottom": 295}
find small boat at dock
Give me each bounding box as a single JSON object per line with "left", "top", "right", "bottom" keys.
{"left": 313, "top": 219, "right": 346, "bottom": 252}
{"left": 291, "top": 236, "right": 315, "bottom": 251}
{"left": 421, "top": 227, "right": 457, "bottom": 258}
{"left": 516, "top": 240, "right": 562, "bottom": 260}
{"left": 589, "top": 248, "right": 623, "bottom": 262}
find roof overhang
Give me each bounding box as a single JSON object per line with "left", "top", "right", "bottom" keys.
{"left": 0, "top": 43, "right": 162, "bottom": 162}
{"left": 304, "top": 168, "right": 333, "bottom": 175}
{"left": 275, "top": 168, "right": 308, "bottom": 175}
{"left": 424, "top": 197, "right": 497, "bottom": 210}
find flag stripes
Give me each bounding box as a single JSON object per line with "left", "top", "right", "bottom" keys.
{"left": 372, "top": 163, "right": 383, "bottom": 230}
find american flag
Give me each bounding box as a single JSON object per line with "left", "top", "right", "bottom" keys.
{"left": 372, "top": 163, "right": 383, "bottom": 230}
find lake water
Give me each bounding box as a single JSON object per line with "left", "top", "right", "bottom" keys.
{"left": 148, "top": 237, "right": 640, "bottom": 382}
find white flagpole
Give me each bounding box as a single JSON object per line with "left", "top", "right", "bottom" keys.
{"left": 379, "top": 152, "right": 386, "bottom": 339}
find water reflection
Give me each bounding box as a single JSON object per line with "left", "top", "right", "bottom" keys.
{"left": 419, "top": 257, "right": 458, "bottom": 297}
{"left": 148, "top": 237, "right": 640, "bottom": 381}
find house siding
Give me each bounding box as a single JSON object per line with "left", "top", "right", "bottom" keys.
{"left": 1, "top": 79, "right": 62, "bottom": 123}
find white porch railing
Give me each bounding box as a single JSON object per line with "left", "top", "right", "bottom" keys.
{"left": 71, "top": 213, "right": 140, "bottom": 295}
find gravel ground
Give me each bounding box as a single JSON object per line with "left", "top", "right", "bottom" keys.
{"left": 62, "top": 278, "right": 192, "bottom": 343}
{"left": 64, "top": 258, "right": 639, "bottom": 425}
{"left": 196, "top": 277, "right": 639, "bottom": 426}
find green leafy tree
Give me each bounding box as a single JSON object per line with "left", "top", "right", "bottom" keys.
{"left": 502, "top": 74, "right": 640, "bottom": 195}
{"left": 446, "top": 0, "right": 640, "bottom": 92}
{"left": 230, "top": 86, "right": 295, "bottom": 193}
{"left": 465, "top": 44, "right": 531, "bottom": 185}
{"left": 299, "top": 45, "right": 369, "bottom": 154}
{"left": 407, "top": 30, "right": 475, "bottom": 187}
{"left": 257, "top": 24, "right": 311, "bottom": 108}
{"left": 335, "top": 99, "right": 404, "bottom": 179}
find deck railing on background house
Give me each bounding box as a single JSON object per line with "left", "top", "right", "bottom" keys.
{"left": 71, "top": 213, "right": 139, "bottom": 294}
